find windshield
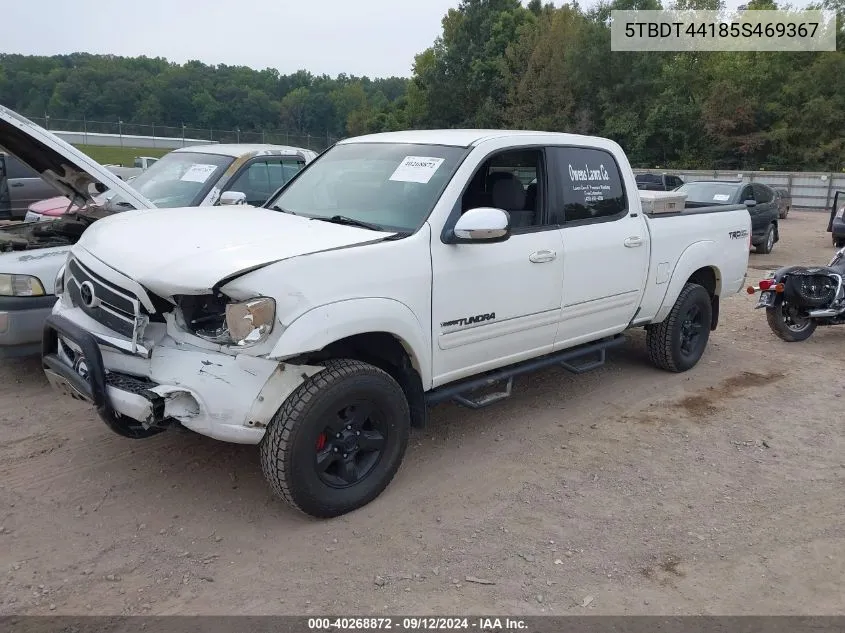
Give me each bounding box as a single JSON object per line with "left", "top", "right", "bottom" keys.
{"left": 108, "top": 151, "right": 233, "bottom": 209}
{"left": 267, "top": 142, "right": 468, "bottom": 233}
{"left": 676, "top": 182, "right": 740, "bottom": 204}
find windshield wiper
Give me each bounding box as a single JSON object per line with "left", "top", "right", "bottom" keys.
{"left": 313, "top": 215, "right": 383, "bottom": 231}
{"left": 270, "top": 204, "right": 298, "bottom": 215}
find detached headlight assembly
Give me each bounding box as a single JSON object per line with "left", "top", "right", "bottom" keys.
{"left": 177, "top": 295, "right": 276, "bottom": 347}
{"left": 0, "top": 274, "right": 46, "bottom": 297}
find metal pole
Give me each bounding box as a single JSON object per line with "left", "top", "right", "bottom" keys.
{"left": 83, "top": 114, "right": 87, "bottom": 145}
{"left": 824, "top": 174, "right": 834, "bottom": 212}
{"left": 119, "top": 120, "right": 124, "bottom": 147}
{"left": 152, "top": 122, "right": 156, "bottom": 148}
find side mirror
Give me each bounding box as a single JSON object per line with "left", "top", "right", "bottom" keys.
{"left": 220, "top": 191, "right": 247, "bottom": 206}
{"left": 744, "top": 199, "right": 757, "bottom": 207}
{"left": 451, "top": 207, "right": 510, "bottom": 243}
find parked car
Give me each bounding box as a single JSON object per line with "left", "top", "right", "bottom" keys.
{"left": 38, "top": 126, "right": 751, "bottom": 518}
{"left": 22, "top": 143, "right": 314, "bottom": 223}
{"left": 827, "top": 190, "right": 845, "bottom": 247}
{"left": 24, "top": 175, "right": 138, "bottom": 223}
{"left": 0, "top": 151, "right": 57, "bottom": 219}
{"left": 774, "top": 187, "right": 791, "bottom": 219}
{"left": 0, "top": 105, "right": 317, "bottom": 357}
{"left": 635, "top": 173, "right": 684, "bottom": 191}
{"left": 133, "top": 156, "right": 159, "bottom": 170}
{"left": 675, "top": 180, "right": 780, "bottom": 254}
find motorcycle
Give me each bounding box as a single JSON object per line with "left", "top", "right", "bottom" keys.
{"left": 747, "top": 245, "right": 845, "bottom": 342}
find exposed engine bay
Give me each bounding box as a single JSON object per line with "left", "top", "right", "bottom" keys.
{"left": 0, "top": 214, "right": 96, "bottom": 252}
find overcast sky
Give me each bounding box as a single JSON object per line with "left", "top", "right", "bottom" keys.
{"left": 2, "top": 0, "right": 461, "bottom": 78}
{"left": 2, "top": 0, "right": 820, "bottom": 79}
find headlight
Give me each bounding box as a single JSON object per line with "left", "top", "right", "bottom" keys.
{"left": 837, "top": 206, "right": 845, "bottom": 220}
{"left": 54, "top": 266, "right": 66, "bottom": 296}
{"left": 177, "top": 295, "right": 275, "bottom": 347}
{"left": 225, "top": 298, "right": 276, "bottom": 345}
{"left": 0, "top": 274, "right": 46, "bottom": 297}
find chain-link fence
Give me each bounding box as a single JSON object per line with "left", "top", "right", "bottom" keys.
{"left": 26, "top": 115, "right": 339, "bottom": 153}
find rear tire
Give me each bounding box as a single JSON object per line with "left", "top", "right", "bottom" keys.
{"left": 834, "top": 236, "right": 845, "bottom": 248}
{"left": 647, "top": 282, "right": 712, "bottom": 373}
{"left": 260, "top": 359, "right": 410, "bottom": 518}
{"left": 765, "top": 304, "right": 816, "bottom": 342}
{"left": 756, "top": 224, "right": 776, "bottom": 254}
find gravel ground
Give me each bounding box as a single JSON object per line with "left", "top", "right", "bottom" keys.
{"left": 0, "top": 210, "right": 842, "bottom": 616}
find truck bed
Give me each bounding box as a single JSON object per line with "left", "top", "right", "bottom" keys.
{"left": 635, "top": 203, "right": 751, "bottom": 324}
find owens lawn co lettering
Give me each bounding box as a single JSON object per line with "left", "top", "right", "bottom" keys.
{"left": 568, "top": 163, "right": 610, "bottom": 182}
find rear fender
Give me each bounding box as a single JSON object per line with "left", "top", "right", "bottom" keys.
{"left": 653, "top": 241, "right": 722, "bottom": 324}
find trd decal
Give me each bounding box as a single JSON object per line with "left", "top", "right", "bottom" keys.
{"left": 441, "top": 313, "right": 496, "bottom": 328}
{"left": 729, "top": 229, "right": 749, "bottom": 239}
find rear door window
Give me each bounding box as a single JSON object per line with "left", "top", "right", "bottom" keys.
{"left": 4, "top": 155, "right": 40, "bottom": 179}
{"left": 753, "top": 184, "right": 773, "bottom": 204}
{"left": 549, "top": 146, "right": 627, "bottom": 224}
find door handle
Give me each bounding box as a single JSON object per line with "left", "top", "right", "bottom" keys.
{"left": 624, "top": 236, "right": 644, "bottom": 248}
{"left": 529, "top": 250, "right": 557, "bottom": 263}
{"left": 10, "top": 182, "right": 23, "bottom": 187}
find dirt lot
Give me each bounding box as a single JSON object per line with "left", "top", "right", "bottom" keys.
{"left": 1, "top": 210, "right": 843, "bottom": 616}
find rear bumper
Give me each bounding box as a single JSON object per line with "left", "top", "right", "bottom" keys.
{"left": 0, "top": 295, "right": 56, "bottom": 357}
{"left": 832, "top": 218, "right": 845, "bottom": 238}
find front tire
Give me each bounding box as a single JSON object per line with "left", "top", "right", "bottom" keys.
{"left": 765, "top": 304, "right": 816, "bottom": 342}
{"left": 647, "top": 282, "right": 713, "bottom": 373}
{"left": 756, "top": 224, "right": 776, "bottom": 254}
{"left": 260, "top": 359, "right": 410, "bottom": 518}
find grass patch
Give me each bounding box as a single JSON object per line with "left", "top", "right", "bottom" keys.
{"left": 72, "top": 145, "right": 170, "bottom": 166}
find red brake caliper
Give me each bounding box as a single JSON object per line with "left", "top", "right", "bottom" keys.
{"left": 316, "top": 433, "right": 327, "bottom": 451}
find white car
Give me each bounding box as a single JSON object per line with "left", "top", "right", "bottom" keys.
{"left": 32, "top": 123, "right": 751, "bottom": 518}
{"left": 0, "top": 108, "right": 316, "bottom": 357}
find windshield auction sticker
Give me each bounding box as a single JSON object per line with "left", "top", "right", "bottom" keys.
{"left": 180, "top": 164, "right": 218, "bottom": 183}
{"left": 610, "top": 9, "right": 836, "bottom": 51}
{"left": 390, "top": 156, "right": 445, "bottom": 184}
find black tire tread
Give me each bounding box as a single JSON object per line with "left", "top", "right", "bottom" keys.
{"left": 755, "top": 224, "right": 775, "bottom": 254}
{"left": 260, "top": 358, "right": 408, "bottom": 518}
{"left": 765, "top": 306, "right": 816, "bottom": 342}
{"left": 646, "top": 282, "right": 710, "bottom": 373}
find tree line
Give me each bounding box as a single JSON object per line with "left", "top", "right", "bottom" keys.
{"left": 0, "top": 0, "right": 843, "bottom": 170}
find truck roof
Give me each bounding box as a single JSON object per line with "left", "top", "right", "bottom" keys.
{"left": 339, "top": 129, "right": 607, "bottom": 148}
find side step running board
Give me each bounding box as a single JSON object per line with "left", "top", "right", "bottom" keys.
{"left": 426, "top": 335, "right": 626, "bottom": 410}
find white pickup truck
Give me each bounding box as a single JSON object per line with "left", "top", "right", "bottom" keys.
{"left": 37, "top": 127, "right": 751, "bottom": 518}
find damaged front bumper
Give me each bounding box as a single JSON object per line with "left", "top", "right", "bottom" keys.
{"left": 42, "top": 311, "right": 321, "bottom": 444}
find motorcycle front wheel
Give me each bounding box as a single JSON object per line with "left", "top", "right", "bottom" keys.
{"left": 766, "top": 304, "right": 817, "bottom": 342}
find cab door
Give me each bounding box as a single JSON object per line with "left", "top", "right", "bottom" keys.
{"left": 430, "top": 147, "right": 564, "bottom": 386}
{"left": 548, "top": 145, "right": 651, "bottom": 348}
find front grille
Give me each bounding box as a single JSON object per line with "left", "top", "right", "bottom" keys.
{"left": 65, "top": 256, "right": 144, "bottom": 340}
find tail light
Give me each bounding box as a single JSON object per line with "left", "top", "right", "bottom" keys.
{"left": 746, "top": 279, "right": 784, "bottom": 294}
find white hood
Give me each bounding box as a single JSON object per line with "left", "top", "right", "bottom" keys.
{"left": 74, "top": 206, "right": 394, "bottom": 296}
{"left": 0, "top": 105, "right": 154, "bottom": 211}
